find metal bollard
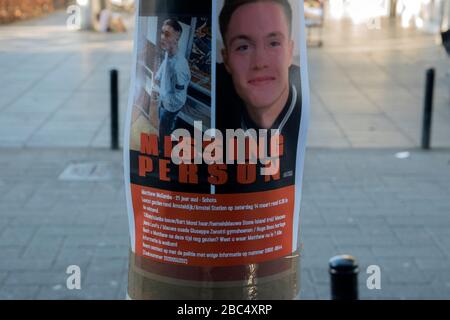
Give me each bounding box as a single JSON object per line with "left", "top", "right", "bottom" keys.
{"left": 421, "top": 68, "right": 435, "bottom": 150}
{"left": 110, "top": 69, "right": 119, "bottom": 150}
{"left": 329, "top": 255, "right": 359, "bottom": 300}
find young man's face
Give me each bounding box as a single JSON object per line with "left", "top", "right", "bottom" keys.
{"left": 222, "top": 2, "right": 293, "bottom": 112}
{"left": 160, "top": 23, "right": 179, "bottom": 53}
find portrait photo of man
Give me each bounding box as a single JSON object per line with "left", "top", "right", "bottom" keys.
{"left": 216, "top": 0, "right": 302, "bottom": 193}
{"left": 154, "top": 18, "right": 191, "bottom": 144}
{"left": 128, "top": 12, "right": 213, "bottom": 192}
{"left": 130, "top": 18, "right": 191, "bottom": 154}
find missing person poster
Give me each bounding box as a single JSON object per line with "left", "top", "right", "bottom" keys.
{"left": 124, "top": 0, "right": 310, "bottom": 299}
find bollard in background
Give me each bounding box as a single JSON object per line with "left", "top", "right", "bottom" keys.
{"left": 110, "top": 69, "right": 119, "bottom": 150}
{"left": 329, "top": 255, "right": 359, "bottom": 300}
{"left": 421, "top": 68, "right": 435, "bottom": 150}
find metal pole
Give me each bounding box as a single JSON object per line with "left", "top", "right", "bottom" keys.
{"left": 390, "top": 0, "right": 397, "bottom": 18}
{"left": 110, "top": 69, "right": 119, "bottom": 150}
{"left": 422, "top": 68, "right": 435, "bottom": 150}
{"left": 329, "top": 255, "right": 359, "bottom": 300}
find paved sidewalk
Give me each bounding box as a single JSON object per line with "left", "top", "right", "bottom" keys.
{"left": 0, "top": 12, "right": 449, "bottom": 148}
{"left": 1, "top": 10, "right": 450, "bottom": 300}
{"left": 0, "top": 12, "right": 132, "bottom": 148}
{"left": 0, "top": 148, "right": 449, "bottom": 299}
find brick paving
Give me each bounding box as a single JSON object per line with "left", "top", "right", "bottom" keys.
{"left": 0, "top": 148, "right": 449, "bottom": 299}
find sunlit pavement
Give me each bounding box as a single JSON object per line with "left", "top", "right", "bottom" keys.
{"left": 0, "top": 11, "right": 450, "bottom": 299}
{"left": 0, "top": 148, "right": 449, "bottom": 299}
{"left": 0, "top": 11, "right": 132, "bottom": 148}
{"left": 307, "top": 17, "right": 450, "bottom": 148}
{"left": 0, "top": 12, "right": 449, "bottom": 148}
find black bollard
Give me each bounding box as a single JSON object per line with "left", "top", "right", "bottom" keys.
{"left": 110, "top": 69, "right": 119, "bottom": 150}
{"left": 421, "top": 68, "right": 435, "bottom": 150}
{"left": 329, "top": 255, "right": 359, "bottom": 300}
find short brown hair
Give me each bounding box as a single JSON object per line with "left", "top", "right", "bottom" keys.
{"left": 163, "top": 18, "right": 183, "bottom": 35}
{"left": 219, "top": 0, "right": 292, "bottom": 44}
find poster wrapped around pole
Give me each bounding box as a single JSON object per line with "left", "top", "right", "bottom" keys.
{"left": 124, "top": 0, "right": 310, "bottom": 299}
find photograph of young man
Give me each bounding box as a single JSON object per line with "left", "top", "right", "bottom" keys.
{"left": 216, "top": 0, "right": 302, "bottom": 193}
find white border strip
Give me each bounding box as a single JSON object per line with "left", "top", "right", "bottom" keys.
{"left": 292, "top": 0, "right": 311, "bottom": 252}
{"left": 123, "top": 0, "right": 141, "bottom": 253}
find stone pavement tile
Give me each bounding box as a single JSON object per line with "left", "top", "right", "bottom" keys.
{"left": 93, "top": 246, "right": 129, "bottom": 259}
{"left": 359, "top": 288, "right": 387, "bottom": 300}
{"left": 0, "top": 215, "right": 11, "bottom": 231}
{"left": 298, "top": 270, "right": 318, "bottom": 299}
{"left": 53, "top": 249, "right": 96, "bottom": 270}
{"left": 377, "top": 284, "right": 438, "bottom": 300}
{"left": 89, "top": 257, "right": 128, "bottom": 273}
{"left": 433, "top": 234, "right": 450, "bottom": 247}
{"left": 73, "top": 213, "right": 109, "bottom": 226}
{"left": 307, "top": 132, "right": 351, "bottom": 148}
{"left": 316, "top": 91, "right": 368, "bottom": 106}
{"left": 90, "top": 120, "right": 125, "bottom": 148}
{"left": 0, "top": 247, "right": 23, "bottom": 260}
{"left": 323, "top": 214, "right": 359, "bottom": 228}
{"left": 374, "top": 257, "right": 417, "bottom": 271}
{"left": 384, "top": 268, "right": 432, "bottom": 285}
{"left": 1, "top": 148, "right": 450, "bottom": 299}
{"left": 300, "top": 226, "right": 348, "bottom": 238}
{"left": 312, "top": 284, "right": 330, "bottom": 300}
{"left": 307, "top": 191, "right": 342, "bottom": 202}
{"left": 352, "top": 222, "right": 394, "bottom": 237}
{"left": 117, "top": 280, "right": 128, "bottom": 300}
{"left": 310, "top": 97, "right": 328, "bottom": 115}
{"left": 346, "top": 132, "right": 415, "bottom": 148}
{"left": 333, "top": 114, "right": 400, "bottom": 132}
{"left": 393, "top": 227, "right": 439, "bottom": 246}
{"left": 312, "top": 81, "right": 359, "bottom": 95}
{"left": 334, "top": 234, "right": 399, "bottom": 247}
{"left": 317, "top": 225, "right": 363, "bottom": 239}
{"left": 89, "top": 180, "right": 126, "bottom": 195}
{"left": 0, "top": 183, "right": 41, "bottom": 206}
{"left": 302, "top": 178, "right": 338, "bottom": 192}
{"left": 309, "top": 267, "right": 330, "bottom": 286}
{"left": 52, "top": 256, "right": 91, "bottom": 273}
{"left": 431, "top": 287, "right": 450, "bottom": 300}
{"left": 0, "top": 272, "right": 7, "bottom": 285}
{"left": 415, "top": 257, "right": 450, "bottom": 272}
{"left": 387, "top": 215, "right": 450, "bottom": 227}
{"left": 85, "top": 191, "right": 126, "bottom": 205}
{"left": 0, "top": 258, "right": 54, "bottom": 272}
{"left": 21, "top": 234, "right": 65, "bottom": 259}
{"left": 300, "top": 212, "right": 326, "bottom": 227}
{"left": 10, "top": 214, "right": 77, "bottom": 227}
{"left": 371, "top": 245, "right": 446, "bottom": 258}
{"left": 0, "top": 285, "right": 40, "bottom": 300}
{"left": 84, "top": 258, "right": 127, "bottom": 289}
{"left": 4, "top": 271, "right": 67, "bottom": 286}
{"left": 35, "top": 225, "right": 104, "bottom": 238}
{"left": 102, "top": 217, "right": 129, "bottom": 236}
{"left": 37, "top": 284, "right": 120, "bottom": 300}
{"left": 84, "top": 269, "right": 124, "bottom": 287}
{"left": 298, "top": 290, "right": 318, "bottom": 300}
{"left": 0, "top": 226, "right": 36, "bottom": 247}
{"left": 301, "top": 244, "right": 338, "bottom": 262}
{"left": 63, "top": 233, "right": 128, "bottom": 248}
{"left": 26, "top": 131, "right": 98, "bottom": 148}
{"left": 314, "top": 198, "right": 374, "bottom": 210}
